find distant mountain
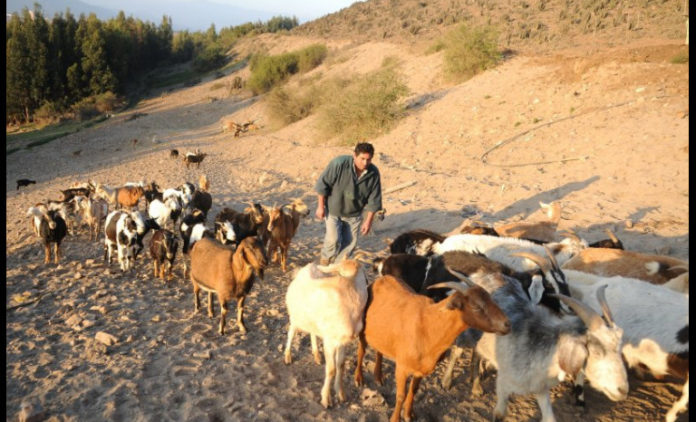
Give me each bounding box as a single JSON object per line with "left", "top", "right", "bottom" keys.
{"left": 6, "top": 0, "right": 280, "bottom": 31}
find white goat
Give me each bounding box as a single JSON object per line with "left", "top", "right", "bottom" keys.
{"left": 563, "top": 269, "right": 689, "bottom": 422}
{"left": 284, "top": 259, "right": 369, "bottom": 408}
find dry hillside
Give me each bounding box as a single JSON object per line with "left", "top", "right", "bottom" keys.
{"left": 5, "top": 1, "right": 689, "bottom": 421}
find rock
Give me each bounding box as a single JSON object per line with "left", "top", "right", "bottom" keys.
{"left": 85, "top": 259, "right": 95, "bottom": 266}
{"left": 95, "top": 331, "right": 118, "bottom": 346}
{"left": 80, "top": 319, "right": 96, "bottom": 329}
{"left": 90, "top": 305, "right": 107, "bottom": 315}
{"left": 151, "top": 315, "right": 162, "bottom": 322}
{"left": 65, "top": 314, "right": 83, "bottom": 327}
{"left": 74, "top": 272, "right": 83, "bottom": 280}
{"left": 193, "top": 351, "right": 211, "bottom": 360}
{"left": 360, "top": 387, "right": 386, "bottom": 406}
{"left": 624, "top": 220, "right": 633, "bottom": 228}
{"left": 18, "top": 401, "right": 46, "bottom": 422}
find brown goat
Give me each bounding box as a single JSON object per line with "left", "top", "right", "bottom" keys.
{"left": 267, "top": 199, "right": 310, "bottom": 272}
{"left": 561, "top": 247, "right": 689, "bottom": 288}
{"left": 494, "top": 201, "right": 562, "bottom": 243}
{"left": 116, "top": 185, "right": 144, "bottom": 210}
{"left": 189, "top": 236, "right": 268, "bottom": 335}
{"left": 354, "top": 276, "right": 510, "bottom": 422}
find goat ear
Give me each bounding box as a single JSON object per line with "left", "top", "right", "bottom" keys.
{"left": 557, "top": 337, "right": 587, "bottom": 378}
{"left": 527, "top": 275, "right": 545, "bottom": 305}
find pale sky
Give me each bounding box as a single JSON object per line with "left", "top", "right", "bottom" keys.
{"left": 81, "top": 0, "right": 361, "bottom": 27}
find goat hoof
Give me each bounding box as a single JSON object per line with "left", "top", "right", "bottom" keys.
{"left": 284, "top": 354, "right": 292, "bottom": 365}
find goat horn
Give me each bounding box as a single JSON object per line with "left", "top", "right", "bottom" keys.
{"left": 603, "top": 228, "right": 619, "bottom": 244}
{"left": 443, "top": 265, "right": 475, "bottom": 287}
{"left": 511, "top": 251, "right": 549, "bottom": 272}
{"left": 550, "top": 293, "right": 604, "bottom": 331}
{"left": 542, "top": 245, "right": 561, "bottom": 272}
{"left": 561, "top": 229, "right": 581, "bottom": 242}
{"left": 667, "top": 264, "right": 689, "bottom": 272}
{"left": 427, "top": 281, "right": 471, "bottom": 293}
{"left": 352, "top": 251, "right": 372, "bottom": 265}
{"left": 596, "top": 285, "right": 615, "bottom": 326}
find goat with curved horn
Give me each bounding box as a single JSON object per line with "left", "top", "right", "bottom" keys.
{"left": 427, "top": 281, "right": 472, "bottom": 293}
{"left": 551, "top": 293, "right": 607, "bottom": 331}
{"left": 511, "top": 251, "right": 550, "bottom": 272}
{"left": 595, "top": 284, "right": 615, "bottom": 326}
{"left": 441, "top": 265, "right": 476, "bottom": 288}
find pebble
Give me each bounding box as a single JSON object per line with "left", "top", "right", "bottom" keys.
{"left": 193, "top": 351, "right": 211, "bottom": 360}
{"left": 95, "top": 331, "right": 118, "bottom": 346}
{"left": 74, "top": 272, "right": 83, "bottom": 280}
{"left": 65, "top": 315, "right": 83, "bottom": 327}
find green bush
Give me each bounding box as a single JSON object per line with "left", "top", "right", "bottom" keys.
{"left": 70, "top": 97, "right": 100, "bottom": 122}
{"left": 94, "top": 91, "right": 125, "bottom": 113}
{"left": 33, "top": 101, "right": 62, "bottom": 126}
{"left": 297, "top": 44, "right": 328, "bottom": 73}
{"left": 670, "top": 51, "right": 689, "bottom": 64}
{"left": 443, "top": 24, "right": 502, "bottom": 82}
{"left": 265, "top": 85, "right": 322, "bottom": 125}
{"left": 247, "top": 52, "right": 300, "bottom": 94}
{"left": 318, "top": 68, "right": 409, "bottom": 144}
{"left": 193, "top": 45, "right": 226, "bottom": 73}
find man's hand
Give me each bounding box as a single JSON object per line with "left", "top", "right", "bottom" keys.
{"left": 316, "top": 194, "right": 326, "bottom": 220}
{"left": 360, "top": 219, "right": 372, "bottom": 236}
{"left": 316, "top": 206, "right": 326, "bottom": 220}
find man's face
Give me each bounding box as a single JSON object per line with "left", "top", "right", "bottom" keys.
{"left": 353, "top": 152, "right": 373, "bottom": 172}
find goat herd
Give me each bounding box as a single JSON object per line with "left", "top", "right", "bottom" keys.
{"left": 23, "top": 179, "right": 688, "bottom": 422}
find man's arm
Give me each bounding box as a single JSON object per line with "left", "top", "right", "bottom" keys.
{"left": 360, "top": 210, "right": 375, "bottom": 235}
{"left": 316, "top": 194, "right": 327, "bottom": 220}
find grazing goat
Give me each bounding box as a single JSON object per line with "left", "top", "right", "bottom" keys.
{"left": 562, "top": 269, "right": 689, "bottom": 422}
{"left": 493, "top": 201, "right": 562, "bottom": 243}
{"left": 189, "top": 236, "right": 267, "bottom": 335}
{"left": 389, "top": 229, "right": 445, "bottom": 256}
{"left": 170, "top": 149, "right": 179, "bottom": 159}
{"left": 267, "top": 199, "right": 310, "bottom": 272}
{"left": 354, "top": 275, "right": 510, "bottom": 422}
{"left": 562, "top": 247, "right": 688, "bottom": 292}
{"left": 214, "top": 203, "right": 266, "bottom": 246}
{"left": 72, "top": 195, "right": 109, "bottom": 241}
{"left": 469, "top": 271, "right": 628, "bottom": 422}
{"left": 104, "top": 210, "right": 139, "bottom": 271}
{"left": 284, "top": 260, "right": 369, "bottom": 408}
{"left": 183, "top": 150, "right": 207, "bottom": 168}
{"left": 16, "top": 178, "right": 36, "bottom": 190}
{"left": 95, "top": 183, "right": 145, "bottom": 210}
{"left": 149, "top": 229, "right": 179, "bottom": 281}
{"left": 27, "top": 207, "right": 67, "bottom": 264}
{"left": 148, "top": 196, "right": 181, "bottom": 230}
{"left": 59, "top": 186, "right": 93, "bottom": 202}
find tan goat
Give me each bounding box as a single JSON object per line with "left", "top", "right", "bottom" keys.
{"left": 562, "top": 247, "right": 689, "bottom": 294}
{"left": 494, "top": 200, "right": 562, "bottom": 243}
{"left": 267, "top": 199, "right": 310, "bottom": 272}
{"left": 94, "top": 183, "right": 144, "bottom": 210}
{"left": 189, "top": 236, "right": 268, "bottom": 335}
{"left": 354, "top": 276, "right": 510, "bottom": 422}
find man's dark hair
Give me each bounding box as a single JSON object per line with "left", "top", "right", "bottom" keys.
{"left": 354, "top": 142, "right": 374, "bottom": 156}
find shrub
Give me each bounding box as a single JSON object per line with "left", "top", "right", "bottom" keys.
{"left": 70, "top": 97, "right": 100, "bottom": 122}
{"left": 193, "top": 45, "right": 226, "bottom": 73}
{"left": 670, "top": 51, "right": 689, "bottom": 64}
{"left": 94, "top": 91, "right": 125, "bottom": 113}
{"left": 297, "top": 44, "right": 328, "bottom": 73}
{"left": 317, "top": 68, "right": 409, "bottom": 144}
{"left": 33, "top": 101, "right": 62, "bottom": 126}
{"left": 443, "top": 24, "right": 502, "bottom": 82}
{"left": 247, "top": 52, "right": 299, "bottom": 94}
{"left": 265, "top": 85, "right": 322, "bottom": 125}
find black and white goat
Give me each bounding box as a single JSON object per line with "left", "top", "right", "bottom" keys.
{"left": 388, "top": 229, "right": 445, "bottom": 256}
{"left": 104, "top": 210, "right": 139, "bottom": 272}
{"left": 213, "top": 203, "right": 265, "bottom": 246}
{"left": 179, "top": 209, "right": 213, "bottom": 278}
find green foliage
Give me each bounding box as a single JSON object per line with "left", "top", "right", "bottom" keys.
{"left": 443, "top": 24, "right": 502, "bottom": 82}
{"left": 192, "top": 44, "right": 226, "bottom": 73}
{"left": 265, "top": 16, "right": 299, "bottom": 32}
{"left": 265, "top": 85, "right": 322, "bottom": 125}
{"left": 94, "top": 91, "right": 125, "bottom": 113}
{"left": 317, "top": 68, "right": 410, "bottom": 144}
{"left": 297, "top": 44, "right": 329, "bottom": 73}
{"left": 670, "top": 51, "right": 689, "bottom": 64}
{"left": 425, "top": 40, "right": 446, "bottom": 54}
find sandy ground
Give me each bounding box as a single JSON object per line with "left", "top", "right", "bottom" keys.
{"left": 6, "top": 35, "right": 689, "bottom": 422}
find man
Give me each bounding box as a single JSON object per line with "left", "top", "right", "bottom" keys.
{"left": 315, "top": 142, "right": 382, "bottom": 265}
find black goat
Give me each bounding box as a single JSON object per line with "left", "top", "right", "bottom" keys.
{"left": 16, "top": 179, "right": 36, "bottom": 190}
{"left": 389, "top": 229, "right": 445, "bottom": 256}
{"left": 34, "top": 209, "right": 68, "bottom": 264}
{"left": 189, "top": 190, "right": 212, "bottom": 219}
{"left": 213, "top": 204, "right": 265, "bottom": 246}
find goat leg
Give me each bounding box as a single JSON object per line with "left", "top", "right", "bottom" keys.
{"left": 284, "top": 325, "right": 296, "bottom": 364}
{"left": 208, "top": 292, "right": 215, "bottom": 318}
{"left": 219, "top": 299, "right": 227, "bottom": 335}
{"left": 354, "top": 334, "right": 366, "bottom": 387}
{"left": 153, "top": 260, "right": 159, "bottom": 278}
{"left": 391, "top": 365, "right": 409, "bottom": 422}
{"left": 442, "top": 345, "right": 464, "bottom": 390}
{"left": 321, "top": 342, "right": 336, "bottom": 408}
{"left": 44, "top": 243, "right": 51, "bottom": 264}
{"left": 403, "top": 375, "right": 422, "bottom": 422}
{"left": 54, "top": 243, "right": 60, "bottom": 264}
{"left": 192, "top": 283, "right": 200, "bottom": 314}
{"left": 374, "top": 352, "right": 384, "bottom": 386}
{"left": 311, "top": 334, "right": 322, "bottom": 364}
{"left": 236, "top": 296, "right": 247, "bottom": 334}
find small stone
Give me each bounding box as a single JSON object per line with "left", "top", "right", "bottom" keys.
{"left": 74, "top": 272, "right": 83, "bottom": 280}
{"left": 85, "top": 259, "right": 95, "bottom": 266}
{"left": 90, "top": 305, "right": 107, "bottom": 315}
{"left": 104, "top": 269, "right": 111, "bottom": 276}
{"left": 95, "top": 331, "right": 118, "bottom": 346}
{"left": 624, "top": 220, "right": 633, "bottom": 228}
{"left": 151, "top": 315, "right": 161, "bottom": 322}
{"left": 193, "top": 351, "right": 211, "bottom": 360}
{"left": 81, "top": 319, "right": 96, "bottom": 329}
{"left": 65, "top": 315, "right": 83, "bottom": 327}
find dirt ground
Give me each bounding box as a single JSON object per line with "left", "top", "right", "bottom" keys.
{"left": 5, "top": 34, "right": 689, "bottom": 422}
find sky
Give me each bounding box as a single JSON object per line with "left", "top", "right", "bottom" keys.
{"left": 80, "top": 0, "right": 361, "bottom": 29}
